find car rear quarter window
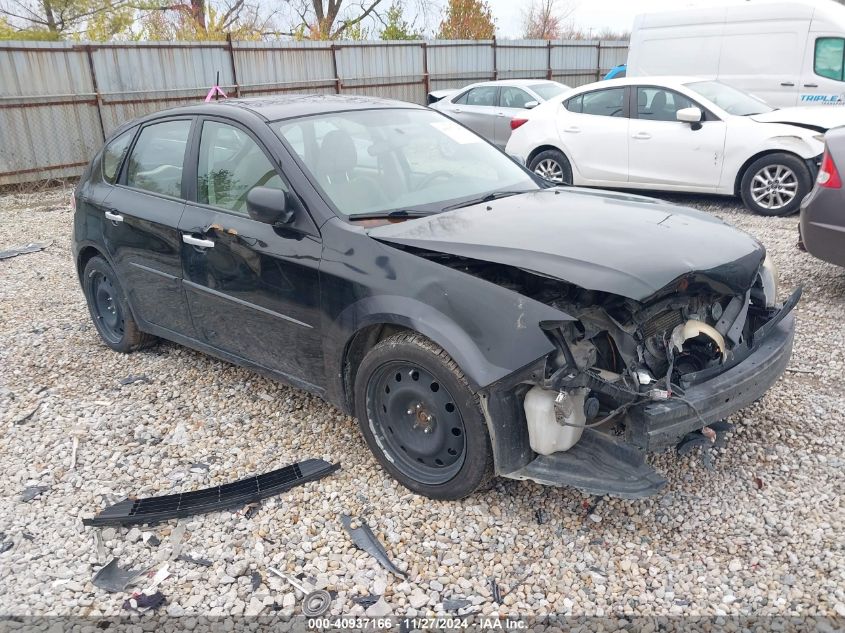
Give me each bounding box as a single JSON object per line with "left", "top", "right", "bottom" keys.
{"left": 102, "top": 129, "right": 133, "bottom": 184}
{"left": 815, "top": 37, "right": 845, "bottom": 81}
{"left": 564, "top": 94, "right": 583, "bottom": 113}
{"left": 126, "top": 120, "right": 192, "bottom": 198}
{"left": 197, "top": 121, "right": 287, "bottom": 214}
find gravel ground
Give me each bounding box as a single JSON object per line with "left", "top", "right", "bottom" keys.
{"left": 0, "top": 185, "right": 843, "bottom": 621}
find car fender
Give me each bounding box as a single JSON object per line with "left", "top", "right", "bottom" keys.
{"left": 506, "top": 104, "right": 584, "bottom": 183}
{"left": 722, "top": 121, "right": 824, "bottom": 189}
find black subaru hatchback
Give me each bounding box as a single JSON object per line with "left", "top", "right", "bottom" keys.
{"left": 73, "top": 95, "right": 798, "bottom": 500}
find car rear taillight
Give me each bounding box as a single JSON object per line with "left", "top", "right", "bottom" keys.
{"left": 510, "top": 118, "right": 528, "bottom": 131}
{"left": 817, "top": 148, "right": 841, "bottom": 189}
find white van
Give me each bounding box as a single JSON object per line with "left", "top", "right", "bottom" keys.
{"left": 627, "top": 0, "right": 845, "bottom": 108}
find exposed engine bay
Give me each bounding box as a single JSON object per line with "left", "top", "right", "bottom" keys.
{"left": 409, "top": 248, "right": 788, "bottom": 459}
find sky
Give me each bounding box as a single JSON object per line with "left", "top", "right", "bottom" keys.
{"left": 484, "top": 0, "right": 753, "bottom": 38}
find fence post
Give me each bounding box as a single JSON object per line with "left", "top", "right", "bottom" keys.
{"left": 422, "top": 42, "right": 430, "bottom": 101}
{"left": 84, "top": 45, "right": 106, "bottom": 143}
{"left": 492, "top": 36, "right": 498, "bottom": 80}
{"left": 546, "top": 40, "right": 553, "bottom": 80}
{"left": 596, "top": 41, "right": 602, "bottom": 81}
{"left": 331, "top": 44, "right": 341, "bottom": 93}
{"left": 226, "top": 33, "right": 240, "bottom": 97}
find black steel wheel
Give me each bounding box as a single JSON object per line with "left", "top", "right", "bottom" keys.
{"left": 82, "top": 255, "right": 156, "bottom": 353}
{"left": 353, "top": 332, "right": 493, "bottom": 499}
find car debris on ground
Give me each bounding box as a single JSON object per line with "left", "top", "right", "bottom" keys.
{"left": 91, "top": 558, "right": 148, "bottom": 593}
{"left": 341, "top": 514, "right": 407, "bottom": 578}
{"left": 82, "top": 459, "right": 339, "bottom": 526}
{"left": 0, "top": 241, "right": 52, "bottom": 260}
{"left": 267, "top": 567, "right": 332, "bottom": 617}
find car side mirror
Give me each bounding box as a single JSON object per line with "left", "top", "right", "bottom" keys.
{"left": 676, "top": 106, "right": 703, "bottom": 130}
{"left": 524, "top": 100, "right": 540, "bottom": 109}
{"left": 246, "top": 186, "right": 296, "bottom": 226}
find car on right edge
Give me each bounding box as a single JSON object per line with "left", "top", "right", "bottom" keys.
{"left": 800, "top": 126, "right": 845, "bottom": 268}
{"left": 506, "top": 76, "right": 845, "bottom": 216}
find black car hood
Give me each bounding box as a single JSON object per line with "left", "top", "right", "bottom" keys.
{"left": 368, "top": 188, "right": 765, "bottom": 301}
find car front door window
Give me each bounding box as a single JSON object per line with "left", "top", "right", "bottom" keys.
{"left": 636, "top": 87, "right": 695, "bottom": 122}
{"left": 197, "top": 121, "right": 287, "bottom": 214}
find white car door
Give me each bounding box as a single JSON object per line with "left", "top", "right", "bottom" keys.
{"left": 627, "top": 86, "right": 727, "bottom": 190}
{"left": 799, "top": 35, "right": 845, "bottom": 106}
{"left": 557, "top": 87, "right": 629, "bottom": 183}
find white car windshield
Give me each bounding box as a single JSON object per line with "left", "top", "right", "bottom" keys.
{"left": 273, "top": 108, "right": 538, "bottom": 217}
{"left": 685, "top": 80, "right": 774, "bottom": 116}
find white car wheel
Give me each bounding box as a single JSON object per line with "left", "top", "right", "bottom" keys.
{"left": 749, "top": 164, "right": 799, "bottom": 211}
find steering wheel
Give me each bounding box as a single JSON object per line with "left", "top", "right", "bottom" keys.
{"left": 414, "top": 170, "right": 454, "bottom": 191}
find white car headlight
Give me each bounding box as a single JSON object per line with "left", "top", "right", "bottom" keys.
{"left": 758, "top": 253, "right": 779, "bottom": 308}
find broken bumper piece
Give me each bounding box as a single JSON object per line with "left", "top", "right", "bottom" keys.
{"left": 627, "top": 309, "right": 795, "bottom": 453}
{"left": 83, "top": 459, "right": 339, "bottom": 526}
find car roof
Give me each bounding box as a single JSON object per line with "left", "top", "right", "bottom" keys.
{"left": 123, "top": 94, "right": 426, "bottom": 128}
{"left": 577, "top": 75, "right": 716, "bottom": 90}
{"left": 467, "top": 79, "right": 563, "bottom": 89}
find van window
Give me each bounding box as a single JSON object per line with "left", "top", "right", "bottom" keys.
{"left": 815, "top": 37, "right": 845, "bottom": 81}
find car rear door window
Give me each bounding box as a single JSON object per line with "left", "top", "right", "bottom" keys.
{"left": 815, "top": 37, "right": 845, "bottom": 81}
{"left": 102, "top": 129, "right": 133, "bottom": 184}
{"left": 126, "top": 120, "right": 191, "bottom": 198}
{"left": 636, "top": 87, "right": 695, "bottom": 121}
{"left": 499, "top": 87, "right": 533, "bottom": 108}
{"left": 466, "top": 86, "right": 498, "bottom": 106}
{"left": 197, "top": 121, "right": 287, "bottom": 215}
{"left": 580, "top": 88, "right": 626, "bottom": 117}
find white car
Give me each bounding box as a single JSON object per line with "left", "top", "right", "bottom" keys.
{"left": 506, "top": 76, "right": 845, "bottom": 216}
{"left": 429, "top": 80, "right": 569, "bottom": 149}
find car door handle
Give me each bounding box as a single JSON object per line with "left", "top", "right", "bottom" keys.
{"left": 104, "top": 211, "right": 124, "bottom": 223}
{"left": 632, "top": 132, "right": 652, "bottom": 140}
{"left": 182, "top": 234, "right": 215, "bottom": 249}
{"left": 563, "top": 126, "right": 581, "bottom": 133}
{"left": 804, "top": 83, "right": 818, "bottom": 88}
{"left": 453, "top": 108, "right": 462, "bottom": 113}
{"left": 780, "top": 82, "right": 795, "bottom": 87}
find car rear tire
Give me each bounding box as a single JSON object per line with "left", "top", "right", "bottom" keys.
{"left": 353, "top": 332, "right": 493, "bottom": 500}
{"left": 82, "top": 256, "right": 156, "bottom": 353}
{"left": 529, "top": 149, "right": 572, "bottom": 185}
{"left": 740, "top": 153, "right": 811, "bottom": 216}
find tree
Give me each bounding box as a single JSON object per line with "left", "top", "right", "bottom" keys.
{"left": 380, "top": 1, "right": 419, "bottom": 39}
{"left": 284, "top": 0, "right": 385, "bottom": 39}
{"left": 0, "top": 0, "right": 129, "bottom": 39}
{"left": 136, "top": 0, "right": 266, "bottom": 40}
{"left": 438, "top": 0, "right": 493, "bottom": 40}
{"left": 521, "top": 0, "right": 575, "bottom": 40}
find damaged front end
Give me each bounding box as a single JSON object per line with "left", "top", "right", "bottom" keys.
{"left": 466, "top": 254, "right": 798, "bottom": 498}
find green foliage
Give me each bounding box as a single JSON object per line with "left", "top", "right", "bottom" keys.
{"left": 380, "top": 2, "right": 419, "bottom": 40}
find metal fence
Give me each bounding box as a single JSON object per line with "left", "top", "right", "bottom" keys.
{"left": 0, "top": 38, "right": 627, "bottom": 185}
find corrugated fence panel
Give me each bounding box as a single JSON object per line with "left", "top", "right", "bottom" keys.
{"left": 427, "top": 40, "right": 494, "bottom": 91}
{"left": 336, "top": 41, "right": 425, "bottom": 103}
{"left": 93, "top": 41, "right": 234, "bottom": 134}
{"left": 235, "top": 41, "right": 336, "bottom": 95}
{"left": 0, "top": 42, "right": 100, "bottom": 184}
{"left": 0, "top": 38, "right": 626, "bottom": 184}
{"left": 497, "top": 40, "right": 549, "bottom": 80}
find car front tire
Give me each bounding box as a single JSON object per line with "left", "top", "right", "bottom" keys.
{"left": 529, "top": 149, "right": 572, "bottom": 185}
{"left": 82, "top": 256, "right": 156, "bottom": 353}
{"left": 740, "top": 153, "right": 811, "bottom": 216}
{"left": 353, "top": 332, "right": 494, "bottom": 500}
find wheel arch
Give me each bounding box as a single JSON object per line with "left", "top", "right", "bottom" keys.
{"left": 526, "top": 143, "right": 571, "bottom": 167}
{"left": 76, "top": 244, "right": 106, "bottom": 282}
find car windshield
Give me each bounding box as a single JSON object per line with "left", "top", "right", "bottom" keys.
{"left": 529, "top": 83, "right": 567, "bottom": 100}
{"left": 684, "top": 80, "right": 774, "bottom": 116}
{"left": 272, "top": 108, "right": 538, "bottom": 217}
